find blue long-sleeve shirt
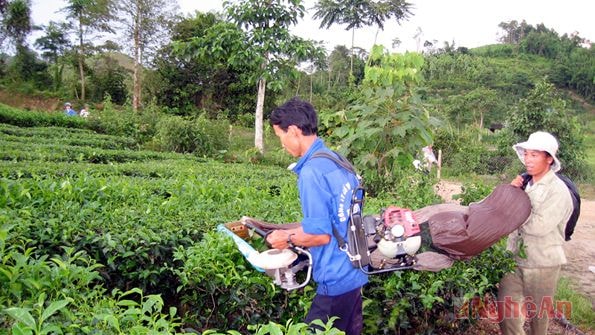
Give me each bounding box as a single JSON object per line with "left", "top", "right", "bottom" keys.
{"left": 292, "top": 138, "right": 368, "bottom": 296}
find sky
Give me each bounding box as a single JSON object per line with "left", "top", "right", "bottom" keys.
{"left": 29, "top": 0, "right": 594, "bottom": 53}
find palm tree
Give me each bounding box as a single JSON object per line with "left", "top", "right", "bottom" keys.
{"left": 313, "top": 0, "right": 412, "bottom": 76}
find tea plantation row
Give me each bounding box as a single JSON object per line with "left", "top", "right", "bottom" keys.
{"left": 0, "top": 118, "right": 514, "bottom": 334}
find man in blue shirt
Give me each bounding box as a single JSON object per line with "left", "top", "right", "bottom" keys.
{"left": 266, "top": 97, "right": 368, "bottom": 335}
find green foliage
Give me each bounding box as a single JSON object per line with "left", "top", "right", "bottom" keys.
{"left": 154, "top": 12, "right": 258, "bottom": 116}
{"left": 1, "top": 0, "right": 32, "bottom": 48}
{"left": 5, "top": 293, "right": 72, "bottom": 334}
{"left": 0, "top": 103, "right": 87, "bottom": 129}
{"left": 155, "top": 115, "right": 230, "bottom": 156}
{"left": 0, "top": 121, "right": 136, "bottom": 146}
{"left": 507, "top": 79, "right": 588, "bottom": 179}
{"left": 331, "top": 47, "right": 436, "bottom": 195}
{"left": 87, "top": 54, "right": 128, "bottom": 105}
{"left": 2, "top": 103, "right": 582, "bottom": 334}
{"left": 0, "top": 225, "right": 181, "bottom": 333}
{"left": 452, "top": 181, "right": 494, "bottom": 206}
{"left": 382, "top": 167, "right": 441, "bottom": 209}
{"left": 88, "top": 95, "right": 160, "bottom": 144}
{"left": 364, "top": 240, "right": 516, "bottom": 333}
{"left": 494, "top": 20, "right": 593, "bottom": 102}
{"left": 204, "top": 319, "right": 344, "bottom": 335}
{"left": 4, "top": 46, "right": 52, "bottom": 91}
{"left": 174, "top": 232, "right": 294, "bottom": 331}
{"left": 555, "top": 277, "right": 595, "bottom": 330}
{"left": 434, "top": 126, "right": 514, "bottom": 177}
{"left": 442, "top": 87, "right": 504, "bottom": 130}
{"left": 471, "top": 44, "right": 515, "bottom": 57}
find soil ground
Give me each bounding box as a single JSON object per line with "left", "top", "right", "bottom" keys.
{"left": 434, "top": 180, "right": 595, "bottom": 334}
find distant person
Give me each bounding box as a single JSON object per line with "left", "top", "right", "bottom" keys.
{"left": 498, "top": 131, "right": 573, "bottom": 335}
{"left": 413, "top": 145, "right": 438, "bottom": 172}
{"left": 64, "top": 102, "right": 77, "bottom": 117}
{"left": 79, "top": 104, "right": 89, "bottom": 118}
{"left": 422, "top": 145, "right": 438, "bottom": 169}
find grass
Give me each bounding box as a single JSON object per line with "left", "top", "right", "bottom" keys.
{"left": 555, "top": 277, "right": 595, "bottom": 331}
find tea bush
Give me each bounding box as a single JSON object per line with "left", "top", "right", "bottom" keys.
{"left": 1, "top": 113, "right": 519, "bottom": 334}
{"left": 155, "top": 114, "right": 230, "bottom": 156}
{"left": 0, "top": 103, "right": 87, "bottom": 129}
{"left": 0, "top": 226, "right": 181, "bottom": 333}
{"left": 87, "top": 96, "right": 160, "bottom": 144}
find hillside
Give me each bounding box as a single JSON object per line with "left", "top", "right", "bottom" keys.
{"left": 0, "top": 89, "right": 61, "bottom": 111}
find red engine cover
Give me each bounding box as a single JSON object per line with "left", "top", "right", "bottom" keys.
{"left": 382, "top": 206, "right": 420, "bottom": 237}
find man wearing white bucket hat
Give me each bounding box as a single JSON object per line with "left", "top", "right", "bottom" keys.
{"left": 498, "top": 131, "right": 573, "bottom": 335}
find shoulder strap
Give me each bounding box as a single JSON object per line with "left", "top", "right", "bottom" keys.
{"left": 309, "top": 150, "right": 360, "bottom": 250}
{"left": 311, "top": 151, "right": 357, "bottom": 175}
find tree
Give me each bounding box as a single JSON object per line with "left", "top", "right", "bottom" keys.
{"left": 34, "top": 21, "right": 71, "bottom": 91}
{"left": 115, "top": 0, "right": 177, "bottom": 111}
{"left": 87, "top": 53, "right": 128, "bottom": 104}
{"left": 521, "top": 26, "right": 561, "bottom": 58}
{"left": 62, "top": 0, "right": 115, "bottom": 101}
{"left": 507, "top": 79, "right": 586, "bottom": 178}
{"left": 331, "top": 46, "right": 436, "bottom": 194}
{"left": 313, "top": 0, "right": 412, "bottom": 75}
{"left": 0, "top": 0, "right": 46, "bottom": 86}
{"left": 155, "top": 12, "right": 257, "bottom": 116}
{"left": 327, "top": 45, "right": 350, "bottom": 89}
{"left": 1, "top": 0, "right": 32, "bottom": 51}
{"left": 223, "top": 0, "right": 324, "bottom": 153}
{"left": 445, "top": 88, "right": 500, "bottom": 139}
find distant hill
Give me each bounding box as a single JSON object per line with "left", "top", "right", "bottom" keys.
{"left": 105, "top": 52, "right": 135, "bottom": 72}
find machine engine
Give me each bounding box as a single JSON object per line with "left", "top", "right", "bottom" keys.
{"left": 363, "top": 206, "right": 422, "bottom": 259}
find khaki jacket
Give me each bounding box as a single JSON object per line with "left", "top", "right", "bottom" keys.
{"left": 507, "top": 169, "right": 573, "bottom": 268}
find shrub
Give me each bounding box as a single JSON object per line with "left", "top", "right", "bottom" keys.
{"left": 434, "top": 126, "right": 513, "bottom": 177}
{"left": 0, "top": 103, "right": 87, "bottom": 129}
{"left": 506, "top": 79, "right": 588, "bottom": 180}
{"left": 0, "top": 225, "right": 181, "bottom": 334}
{"left": 155, "top": 115, "right": 230, "bottom": 157}
{"left": 453, "top": 180, "right": 494, "bottom": 205}
{"left": 330, "top": 48, "right": 435, "bottom": 195}
{"left": 173, "top": 231, "right": 310, "bottom": 332}
{"left": 87, "top": 95, "right": 160, "bottom": 144}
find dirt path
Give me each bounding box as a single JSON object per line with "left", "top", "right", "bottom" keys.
{"left": 562, "top": 199, "right": 595, "bottom": 307}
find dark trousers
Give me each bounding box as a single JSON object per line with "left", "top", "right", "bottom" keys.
{"left": 305, "top": 287, "right": 363, "bottom": 335}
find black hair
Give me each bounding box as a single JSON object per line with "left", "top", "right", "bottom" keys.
{"left": 269, "top": 97, "right": 318, "bottom": 136}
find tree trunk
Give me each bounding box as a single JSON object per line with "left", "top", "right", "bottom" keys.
{"left": 350, "top": 27, "right": 355, "bottom": 78}
{"left": 78, "top": 16, "right": 85, "bottom": 101}
{"left": 132, "top": 6, "right": 141, "bottom": 112}
{"left": 295, "top": 73, "right": 301, "bottom": 96}
{"left": 255, "top": 77, "right": 266, "bottom": 153}
{"left": 309, "top": 74, "right": 313, "bottom": 102}
{"left": 54, "top": 64, "right": 64, "bottom": 91}
{"left": 478, "top": 111, "right": 484, "bottom": 141}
